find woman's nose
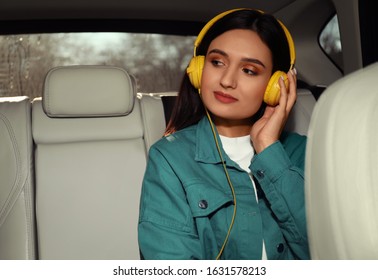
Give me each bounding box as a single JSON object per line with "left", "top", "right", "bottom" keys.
{"left": 220, "top": 67, "right": 237, "bottom": 89}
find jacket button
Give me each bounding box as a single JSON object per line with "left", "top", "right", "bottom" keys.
{"left": 198, "top": 200, "right": 208, "bottom": 209}
{"left": 256, "top": 170, "right": 265, "bottom": 179}
{"left": 277, "top": 243, "right": 285, "bottom": 253}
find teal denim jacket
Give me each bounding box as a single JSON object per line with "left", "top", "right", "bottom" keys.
{"left": 138, "top": 116, "right": 309, "bottom": 260}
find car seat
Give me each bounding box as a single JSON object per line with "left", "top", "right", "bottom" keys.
{"left": 32, "top": 65, "right": 165, "bottom": 259}
{"left": 0, "top": 96, "right": 36, "bottom": 259}
{"left": 305, "top": 62, "right": 378, "bottom": 259}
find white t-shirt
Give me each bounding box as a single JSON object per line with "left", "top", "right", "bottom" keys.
{"left": 219, "top": 135, "right": 268, "bottom": 260}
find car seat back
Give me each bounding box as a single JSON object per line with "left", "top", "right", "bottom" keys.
{"left": 32, "top": 66, "right": 164, "bottom": 259}
{"left": 305, "top": 62, "right": 378, "bottom": 259}
{"left": 0, "top": 96, "right": 37, "bottom": 259}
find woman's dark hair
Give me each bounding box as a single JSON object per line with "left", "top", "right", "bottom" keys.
{"left": 165, "top": 9, "right": 292, "bottom": 135}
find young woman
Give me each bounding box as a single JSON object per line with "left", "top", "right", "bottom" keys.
{"left": 138, "top": 8, "right": 310, "bottom": 260}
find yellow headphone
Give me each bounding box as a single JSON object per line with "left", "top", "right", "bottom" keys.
{"left": 186, "top": 8, "right": 296, "bottom": 106}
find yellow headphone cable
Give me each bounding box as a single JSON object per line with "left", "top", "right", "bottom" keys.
{"left": 200, "top": 91, "right": 237, "bottom": 260}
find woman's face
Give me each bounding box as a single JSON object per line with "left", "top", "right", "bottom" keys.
{"left": 201, "top": 29, "right": 273, "bottom": 125}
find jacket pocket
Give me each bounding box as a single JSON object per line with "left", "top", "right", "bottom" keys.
{"left": 184, "top": 179, "right": 233, "bottom": 218}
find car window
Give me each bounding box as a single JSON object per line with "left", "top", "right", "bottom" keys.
{"left": 0, "top": 33, "right": 195, "bottom": 99}
{"left": 319, "top": 14, "right": 342, "bottom": 71}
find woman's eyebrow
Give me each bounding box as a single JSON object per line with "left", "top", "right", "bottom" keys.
{"left": 208, "top": 48, "right": 266, "bottom": 68}
{"left": 208, "top": 48, "right": 228, "bottom": 57}
{"left": 241, "top": 57, "right": 266, "bottom": 68}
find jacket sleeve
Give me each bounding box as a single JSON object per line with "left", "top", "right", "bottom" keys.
{"left": 138, "top": 146, "right": 202, "bottom": 260}
{"left": 250, "top": 134, "right": 310, "bottom": 259}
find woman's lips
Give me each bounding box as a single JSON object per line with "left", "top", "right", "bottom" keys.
{"left": 214, "top": 91, "right": 238, "bottom": 103}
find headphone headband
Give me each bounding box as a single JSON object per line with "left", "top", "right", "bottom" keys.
{"left": 193, "top": 8, "right": 295, "bottom": 69}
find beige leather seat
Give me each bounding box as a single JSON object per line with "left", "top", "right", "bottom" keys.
{"left": 32, "top": 65, "right": 165, "bottom": 259}
{"left": 285, "top": 88, "right": 316, "bottom": 136}
{"left": 139, "top": 93, "right": 166, "bottom": 150}
{"left": 0, "top": 96, "right": 37, "bottom": 260}
{"left": 305, "top": 62, "right": 378, "bottom": 259}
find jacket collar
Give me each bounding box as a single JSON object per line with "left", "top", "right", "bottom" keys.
{"left": 195, "top": 116, "right": 238, "bottom": 169}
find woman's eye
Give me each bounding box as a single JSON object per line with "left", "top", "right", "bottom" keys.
{"left": 211, "top": 59, "right": 224, "bottom": 67}
{"left": 243, "top": 68, "right": 257, "bottom": 76}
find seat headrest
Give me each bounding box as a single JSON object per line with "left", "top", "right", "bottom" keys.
{"left": 43, "top": 66, "right": 135, "bottom": 118}
{"left": 305, "top": 62, "right": 378, "bottom": 259}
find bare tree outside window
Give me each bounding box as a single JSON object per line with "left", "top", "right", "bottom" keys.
{"left": 319, "top": 15, "right": 343, "bottom": 70}
{"left": 0, "top": 33, "right": 195, "bottom": 99}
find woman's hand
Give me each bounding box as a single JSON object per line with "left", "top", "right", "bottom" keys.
{"left": 250, "top": 69, "right": 297, "bottom": 153}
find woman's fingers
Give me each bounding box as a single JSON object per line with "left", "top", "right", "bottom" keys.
{"left": 286, "top": 69, "right": 297, "bottom": 112}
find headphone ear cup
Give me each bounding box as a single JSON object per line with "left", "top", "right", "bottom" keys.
{"left": 186, "top": 55, "right": 205, "bottom": 89}
{"left": 264, "top": 71, "right": 288, "bottom": 106}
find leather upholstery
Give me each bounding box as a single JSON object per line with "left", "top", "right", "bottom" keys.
{"left": 43, "top": 66, "right": 135, "bottom": 118}
{"left": 285, "top": 88, "right": 317, "bottom": 136}
{"left": 305, "top": 62, "right": 378, "bottom": 259}
{"left": 0, "top": 96, "right": 36, "bottom": 260}
{"left": 32, "top": 66, "right": 164, "bottom": 259}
